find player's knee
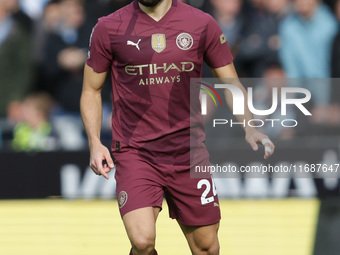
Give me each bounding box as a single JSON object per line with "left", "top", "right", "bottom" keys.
{"left": 195, "top": 239, "right": 219, "bottom": 255}
{"left": 131, "top": 236, "right": 155, "bottom": 255}
{"left": 207, "top": 242, "right": 220, "bottom": 255}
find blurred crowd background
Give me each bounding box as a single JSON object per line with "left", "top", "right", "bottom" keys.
{"left": 0, "top": 0, "right": 339, "bottom": 152}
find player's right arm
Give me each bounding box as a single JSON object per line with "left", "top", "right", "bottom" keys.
{"left": 80, "top": 64, "right": 114, "bottom": 179}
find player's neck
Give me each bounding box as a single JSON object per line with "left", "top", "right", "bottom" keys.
{"left": 138, "top": 0, "right": 172, "bottom": 22}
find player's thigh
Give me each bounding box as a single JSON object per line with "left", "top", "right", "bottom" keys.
{"left": 178, "top": 222, "right": 220, "bottom": 255}
{"left": 165, "top": 167, "right": 221, "bottom": 226}
{"left": 114, "top": 149, "right": 165, "bottom": 217}
{"left": 123, "top": 207, "right": 161, "bottom": 247}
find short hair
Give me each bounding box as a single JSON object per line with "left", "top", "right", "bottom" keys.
{"left": 24, "top": 92, "right": 54, "bottom": 118}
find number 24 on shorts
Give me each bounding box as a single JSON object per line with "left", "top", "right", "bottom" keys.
{"left": 197, "top": 178, "right": 217, "bottom": 205}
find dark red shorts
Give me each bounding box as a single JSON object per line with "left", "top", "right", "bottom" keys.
{"left": 114, "top": 149, "right": 221, "bottom": 226}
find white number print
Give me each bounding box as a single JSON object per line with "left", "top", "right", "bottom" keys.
{"left": 197, "top": 178, "right": 217, "bottom": 205}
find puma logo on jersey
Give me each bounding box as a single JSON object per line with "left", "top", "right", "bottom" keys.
{"left": 214, "top": 202, "right": 219, "bottom": 207}
{"left": 127, "top": 39, "right": 141, "bottom": 50}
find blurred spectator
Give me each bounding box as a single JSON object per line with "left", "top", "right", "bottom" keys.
{"left": 279, "top": 0, "right": 338, "bottom": 107}
{"left": 9, "top": 0, "right": 33, "bottom": 34}
{"left": 84, "top": 0, "right": 129, "bottom": 23}
{"left": 11, "top": 92, "right": 57, "bottom": 151}
{"left": 41, "top": 0, "right": 90, "bottom": 114}
{"left": 324, "top": 0, "right": 340, "bottom": 127}
{"left": 265, "top": 0, "right": 291, "bottom": 17}
{"left": 332, "top": 0, "right": 340, "bottom": 77}
{"left": 210, "top": 0, "right": 244, "bottom": 51}
{"left": 42, "top": 1, "right": 61, "bottom": 32}
{"left": 234, "top": 0, "right": 286, "bottom": 77}
{"left": 38, "top": 0, "right": 93, "bottom": 150}
{"left": 33, "top": 1, "right": 62, "bottom": 64}
{"left": 280, "top": 0, "right": 337, "bottom": 78}
{"left": 253, "top": 61, "right": 296, "bottom": 139}
{"left": 19, "top": 0, "right": 51, "bottom": 20}
{"left": 0, "top": 0, "right": 34, "bottom": 118}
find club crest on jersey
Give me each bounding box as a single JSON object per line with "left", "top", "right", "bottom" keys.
{"left": 152, "top": 34, "right": 166, "bottom": 53}
{"left": 220, "top": 34, "right": 227, "bottom": 44}
{"left": 118, "top": 191, "right": 128, "bottom": 208}
{"left": 176, "top": 33, "right": 194, "bottom": 51}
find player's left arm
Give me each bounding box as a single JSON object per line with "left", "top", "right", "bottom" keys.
{"left": 211, "top": 62, "right": 275, "bottom": 159}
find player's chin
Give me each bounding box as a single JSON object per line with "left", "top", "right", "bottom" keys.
{"left": 138, "top": 0, "right": 162, "bottom": 7}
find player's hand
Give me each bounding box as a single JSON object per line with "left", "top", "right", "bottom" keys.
{"left": 89, "top": 143, "right": 114, "bottom": 179}
{"left": 245, "top": 128, "right": 275, "bottom": 159}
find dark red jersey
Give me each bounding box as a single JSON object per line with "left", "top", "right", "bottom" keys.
{"left": 87, "top": 0, "right": 233, "bottom": 165}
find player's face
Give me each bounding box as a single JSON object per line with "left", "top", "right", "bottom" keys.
{"left": 138, "top": 0, "right": 163, "bottom": 8}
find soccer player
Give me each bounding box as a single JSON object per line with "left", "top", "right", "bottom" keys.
{"left": 80, "top": 0, "right": 275, "bottom": 254}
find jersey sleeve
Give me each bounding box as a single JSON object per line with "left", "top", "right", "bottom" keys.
{"left": 204, "top": 16, "right": 233, "bottom": 69}
{"left": 86, "top": 19, "right": 113, "bottom": 73}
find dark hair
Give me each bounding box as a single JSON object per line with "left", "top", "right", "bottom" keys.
{"left": 264, "top": 59, "right": 283, "bottom": 71}
{"left": 24, "top": 92, "right": 54, "bottom": 118}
